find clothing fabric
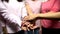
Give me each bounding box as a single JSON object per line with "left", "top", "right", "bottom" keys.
{"left": 14, "top": 30, "right": 25, "bottom": 34}
{"left": 0, "top": 0, "right": 27, "bottom": 33}
{"left": 42, "top": 27, "right": 60, "bottom": 34}
{"left": 34, "top": 28, "right": 39, "bottom": 34}
{"left": 25, "top": 0, "right": 41, "bottom": 14}
{"left": 26, "top": 28, "right": 39, "bottom": 34}
{"left": 41, "top": 0, "right": 60, "bottom": 34}
{"left": 0, "top": 20, "right": 3, "bottom": 34}
{"left": 41, "top": 0, "right": 60, "bottom": 28}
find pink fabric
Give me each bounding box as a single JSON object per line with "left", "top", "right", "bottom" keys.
{"left": 41, "top": 0, "right": 60, "bottom": 28}
{"left": 26, "top": 0, "right": 41, "bottom": 14}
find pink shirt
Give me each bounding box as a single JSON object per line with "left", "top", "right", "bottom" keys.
{"left": 41, "top": 0, "right": 60, "bottom": 28}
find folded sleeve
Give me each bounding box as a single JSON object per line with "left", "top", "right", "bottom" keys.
{"left": 0, "top": 7, "right": 22, "bottom": 27}
{"left": 1, "top": 10, "right": 22, "bottom": 26}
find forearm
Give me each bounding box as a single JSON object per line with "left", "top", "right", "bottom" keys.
{"left": 38, "top": 12, "right": 60, "bottom": 19}
{"left": 25, "top": 3, "right": 33, "bottom": 15}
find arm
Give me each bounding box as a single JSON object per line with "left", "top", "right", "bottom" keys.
{"left": 25, "top": 2, "right": 33, "bottom": 15}
{"left": 1, "top": 10, "right": 22, "bottom": 27}
{"left": 0, "top": 1, "right": 22, "bottom": 26}
{"left": 0, "top": 2, "right": 22, "bottom": 31}
{"left": 0, "top": 10, "right": 22, "bottom": 32}
{"left": 37, "top": 12, "right": 60, "bottom": 19}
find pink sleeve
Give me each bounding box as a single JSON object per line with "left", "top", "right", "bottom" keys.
{"left": 50, "top": 0, "right": 59, "bottom": 12}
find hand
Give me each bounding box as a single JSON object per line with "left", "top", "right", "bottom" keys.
{"left": 21, "top": 21, "right": 26, "bottom": 26}
{"left": 33, "top": 26, "right": 38, "bottom": 29}
{"left": 24, "top": 22, "right": 30, "bottom": 26}
{"left": 21, "top": 21, "right": 30, "bottom": 26}
{"left": 21, "top": 26, "right": 27, "bottom": 31}
{"left": 23, "top": 14, "right": 38, "bottom": 21}
{"left": 22, "top": 21, "right": 26, "bottom": 24}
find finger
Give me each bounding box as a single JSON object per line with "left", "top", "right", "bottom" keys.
{"left": 23, "top": 16, "right": 29, "bottom": 21}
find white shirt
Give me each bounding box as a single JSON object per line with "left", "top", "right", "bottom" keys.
{"left": 0, "top": 0, "right": 27, "bottom": 33}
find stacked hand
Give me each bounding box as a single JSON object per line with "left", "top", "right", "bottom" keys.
{"left": 23, "top": 13, "right": 38, "bottom": 21}
{"left": 21, "top": 21, "right": 39, "bottom": 31}
{"left": 21, "top": 21, "right": 31, "bottom": 31}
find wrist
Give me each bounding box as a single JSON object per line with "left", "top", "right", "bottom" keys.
{"left": 37, "top": 14, "right": 40, "bottom": 17}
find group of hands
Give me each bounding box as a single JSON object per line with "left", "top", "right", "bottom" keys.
{"left": 21, "top": 12, "right": 39, "bottom": 31}
{"left": 20, "top": 3, "right": 40, "bottom": 31}
{"left": 21, "top": 21, "right": 39, "bottom": 31}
